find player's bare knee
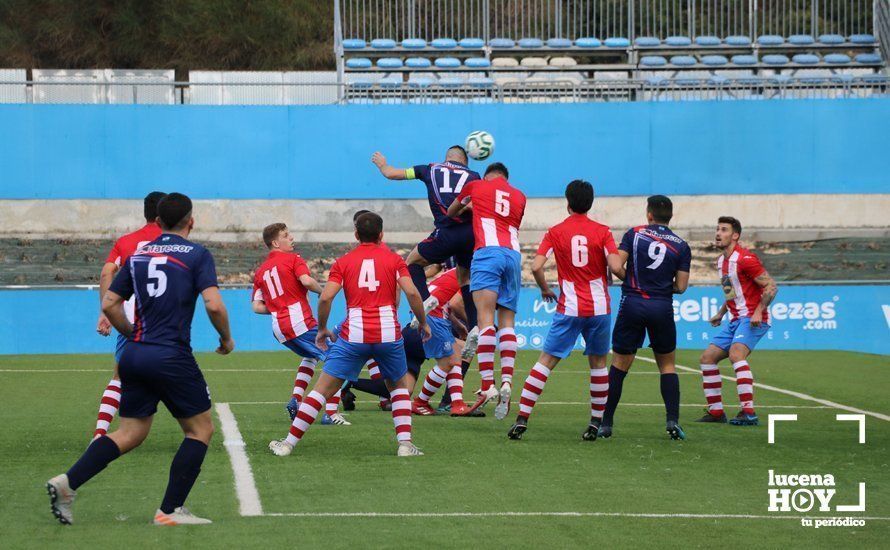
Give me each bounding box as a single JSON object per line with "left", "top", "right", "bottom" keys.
{"left": 728, "top": 347, "right": 749, "bottom": 364}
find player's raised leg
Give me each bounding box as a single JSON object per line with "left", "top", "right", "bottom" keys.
{"left": 93, "top": 370, "right": 122, "bottom": 438}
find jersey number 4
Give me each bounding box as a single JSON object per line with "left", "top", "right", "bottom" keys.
{"left": 359, "top": 259, "right": 380, "bottom": 292}
{"left": 146, "top": 257, "right": 168, "bottom": 297}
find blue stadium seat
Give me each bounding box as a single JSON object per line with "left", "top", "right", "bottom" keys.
{"left": 468, "top": 77, "right": 495, "bottom": 87}
{"left": 818, "top": 34, "right": 845, "bottom": 45}
{"left": 604, "top": 37, "right": 630, "bottom": 48}
{"left": 757, "top": 35, "right": 784, "bottom": 46}
{"left": 830, "top": 74, "right": 855, "bottom": 83}
{"left": 575, "top": 37, "right": 602, "bottom": 48}
{"left": 725, "top": 35, "right": 752, "bottom": 46}
{"left": 640, "top": 56, "right": 667, "bottom": 67}
{"left": 701, "top": 55, "right": 728, "bottom": 66}
{"left": 346, "top": 58, "right": 372, "bottom": 69}
{"left": 855, "top": 53, "right": 882, "bottom": 64}
{"left": 434, "top": 57, "right": 461, "bottom": 68}
{"left": 459, "top": 38, "right": 485, "bottom": 49}
{"left": 788, "top": 35, "right": 815, "bottom": 45}
{"left": 634, "top": 36, "right": 661, "bottom": 47}
{"left": 857, "top": 74, "right": 889, "bottom": 84}
{"left": 408, "top": 76, "right": 435, "bottom": 88}
{"left": 439, "top": 76, "right": 465, "bottom": 87}
{"left": 708, "top": 75, "right": 729, "bottom": 85}
{"left": 695, "top": 36, "right": 721, "bottom": 46}
{"left": 792, "top": 54, "right": 820, "bottom": 65}
{"left": 431, "top": 38, "right": 457, "bottom": 49}
{"left": 762, "top": 54, "right": 790, "bottom": 65}
{"left": 519, "top": 38, "right": 544, "bottom": 48}
{"left": 850, "top": 34, "right": 876, "bottom": 45}
{"left": 406, "top": 57, "right": 432, "bottom": 68}
{"left": 733, "top": 76, "right": 763, "bottom": 85}
{"left": 797, "top": 74, "right": 827, "bottom": 84}
{"left": 675, "top": 77, "right": 701, "bottom": 86}
{"left": 343, "top": 38, "right": 366, "bottom": 50}
{"left": 402, "top": 38, "right": 427, "bottom": 49}
{"left": 824, "top": 53, "right": 851, "bottom": 64}
{"left": 547, "top": 38, "right": 572, "bottom": 48}
{"left": 348, "top": 77, "right": 373, "bottom": 88}
{"left": 377, "top": 57, "right": 404, "bottom": 69}
{"left": 645, "top": 76, "right": 669, "bottom": 86}
{"left": 769, "top": 74, "right": 792, "bottom": 84}
{"left": 489, "top": 38, "right": 516, "bottom": 48}
{"left": 465, "top": 57, "right": 491, "bottom": 68}
{"left": 379, "top": 76, "right": 402, "bottom": 88}
{"left": 665, "top": 36, "right": 692, "bottom": 47}
{"left": 731, "top": 54, "right": 758, "bottom": 66}
{"left": 670, "top": 55, "right": 696, "bottom": 66}
{"left": 371, "top": 38, "right": 397, "bottom": 49}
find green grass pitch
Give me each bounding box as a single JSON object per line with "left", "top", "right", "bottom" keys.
{"left": 1, "top": 349, "right": 888, "bottom": 548}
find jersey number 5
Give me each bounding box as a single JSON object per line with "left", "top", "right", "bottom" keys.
{"left": 495, "top": 190, "right": 511, "bottom": 216}
{"left": 359, "top": 259, "right": 380, "bottom": 292}
{"left": 147, "top": 257, "right": 168, "bottom": 297}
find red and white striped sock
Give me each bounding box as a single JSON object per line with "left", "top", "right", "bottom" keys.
{"left": 389, "top": 388, "right": 413, "bottom": 442}
{"left": 518, "top": 362, "right": 551, "bottom": 420}
{"left": 497, "top": 327, "right": 517, "bottom": 386}
{"left": 477, "top": 326, "right": 497, "bottom": 391}
{"left": 292, "top": 358, "right": 317, "bottom": 401}
{"left": 325, "top": 388, "right": 342, "bottom": 416}
{"left": 733, "top": 360, "right": 755, "bottom": 414}
{"left": 589, "top": 367, "right": 609, "bottom": 421}
{"left": 700, "top": 363, "right": 724, "bottom": 413}
{"left": 366, "top": 360, "right": 388, "bottom": 406}
{"left": 416, "top": 366, "right": 448, "bottom": 404}
{"left": 94, "top": 378, "right": 122, "bottom": 437}
{"left": 446, "top": 365, "right": 464, "bottom": 408}
{"left": 285, "top": 390, "right": 326, "bottom": 446}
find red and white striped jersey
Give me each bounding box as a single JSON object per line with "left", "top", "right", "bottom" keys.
{"left": 456, "top": 176, "right": 526, "bottom": 252}
{"left": 427, "top": 268, "right": 461, "bottom": 319}
{"left": 252, "top": 250, "right": 317, "bottom": 342}
{"left": 328, "top": 242, "right": 409, "bottom": 343}
{"left": 105, "top": 223, "right": 162, "bottom": 323}
{"left": 537, "top": 214, "right": 618, "bottom": 317}
{"left": 716, "top": 245, "right": 769, "bottom": 323}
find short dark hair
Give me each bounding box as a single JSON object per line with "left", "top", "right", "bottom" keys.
{"left": 353, "top": 209, "right": 371, "bottom": 223}
{"left": 262, "top": 223, "right": 287, "bottom": 248}
{"left": 485, "top": 162, "right": 509, "bottom": 180}
{"left": 447, "top": 145, "right": 468, "bottom": 164}
{"left": 144, "top": 191, "right": 167, "bottom": 222}
{"left": 157, "top": 192, "right": 193, "bottom": 230}
{"left": 565, "top": 180, "right": 593, "bottom": 214}
{"left": 718, "top": 216, "right": 742, "bottom": 236}
{"left": 355, "top": 212, "right": 383, "bottom": 243}
{"left": 647, "top": 195, "right": 673, "bottom": 224}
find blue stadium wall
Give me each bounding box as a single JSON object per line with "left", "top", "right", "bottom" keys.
{"left": 0, "top": 99, "right": 889, "bottom": 199}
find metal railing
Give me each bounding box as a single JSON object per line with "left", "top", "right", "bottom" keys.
{"left": 876, "top": 0, "right": 890, "bottom": 64}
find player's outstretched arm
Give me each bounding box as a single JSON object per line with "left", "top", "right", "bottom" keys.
{"left": 673, "top": 271, "right": 690, "bottom": 294}
{"left": 608, "top": 251, "right": 627, "bottom": 281}
{"left": 299, "top": 274, "right": 324, "bottom": 295}
{"left": 399, "top": 276, "right": 431, "bottom": 341}
{"left": 251, "top": 300, "right": 270, "bottom": 315}
{"left": 314, "top": 281, "right": 342, "bottom": 350}
{"left": 371, "top": 152, "right": 409, "bottom": 180}
{"left": 96, "top": 262, "right": 119, "bottom": 336}
{"left": 531, "top": 254, "right": 557, "bottom": 302}
{"left": 101, "top": 290, "right": 133, "bottom": 337}
{"left": 202, "top": 287, "right": 234, "bottom": 354}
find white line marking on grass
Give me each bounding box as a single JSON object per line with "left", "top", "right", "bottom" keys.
{"left": 0, "top": 368, "right": 694, "bottom": 374}
{"left": 215, "top": 402, "right": 263, "bottom": 517}
{"left": 636, "top": 357, "right": 890, "bottom": 422}
{"left": 263, "top": 511, "right": 890, "bottom": 521}
{"left": 225, "top": 400, "right": 829, "bottom": 409}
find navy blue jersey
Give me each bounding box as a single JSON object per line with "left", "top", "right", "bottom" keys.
{"left": 409, "top": 161, "right": 481, "bottom": 228}
{"left": 109, "top": 234, "right": 219, "bottom": 350}
{"left": 619, "top": 225, "right": 691, "bottom": 300}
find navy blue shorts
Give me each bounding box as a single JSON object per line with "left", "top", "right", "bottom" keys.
{"left": 117, "top": 342, "right": 211, "bottom": 419}
{"left": 611, "top": 295, "right": 677, "bottom": 355}
{"left": 402, "top": 325, "right": 427, "bottom": 376}
{"left": 417, "top": 223, "right": 475, "bottom": 269}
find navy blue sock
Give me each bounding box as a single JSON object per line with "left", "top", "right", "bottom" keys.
{"left": 350, "top": 377, "right": 389, "bottom": 399}
{"left": 408, "top": 263, "right": 430, "bottom": 300}
{"left": 460, "top": 285, "right": 478, "bottom": 328}
{"left": 601, "top": 366, "right": 628, "bottom": 427}
{"left": 66, "top": 435, "right": 121, "bottom": 490}
{"left": 661, "top": 373, "right": 681, "bottom": 423}
{"left": 160, "top": 438, "right": 208, "bottom": 514}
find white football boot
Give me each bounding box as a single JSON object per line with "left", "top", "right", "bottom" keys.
{"left": 46, "top": 474, "right": 76, "bottom": 525}
{"left": 461, "top": 326, "right": 480, "bottom": 361}
{"left": 494, "top": 382, "right": 512, "bottom": 420}
{"left": 409, "top": 296, "right": 440, "bottom": 330}
{"left": 153, "top": 507, "right": 212, "bottom": 525}
{"left": 397, "top": 442, "right": 425, "bottom": 457}
{"left": 328, "top": 413, "right": 352, "bottom": 426}
{"left": 466, "top": 385, "right": 500, "bottom": 414}
{"left": 268, "top": 439, "right": 294, "bottom": 456}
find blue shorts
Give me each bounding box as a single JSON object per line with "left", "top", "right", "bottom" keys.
{"left": 470, "top": 247, "right": 522, "bottom": 312}
{"left": 402, "top": 325, "right": 427, "bottom": 376}
{"left": 117, "top": 342, "right": 211, "bottom": 419}
{"left": 114, "top": 333, "right": 127, "bottom": 363}
{"left": 710, "top": 318, "right": 770, "bottom": 352}
{"left": 543, "top": 312, "right": 611, "bottom": 358}
{"left": 282, "top": 328, "right": 328, "bottom": 361}
{"left": 422, "top": 315, "right": 455, "bottom": 360}
{"left": 612, "top": 295, "right": 676, "bottom": 355}
{"left": 417, "top": 223, "right": 475, "bottom": 269}
{"left": 323, "top": 338, "right": 408, "bottom": 382}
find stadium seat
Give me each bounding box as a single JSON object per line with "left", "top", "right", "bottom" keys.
{"left": 342, "top": 38, "right": 366, "bottom": 50}
{"left": 468, "top": 76, "right": 494, "bottom": 87}
{"left": 762, "top": 54, "right": 790, "bottom": 65}
{"left": 459, "top": 38, "right": 485, "bottom": 49}
{"left": 818, "top": 34, "right": 845, "bottom": 45}
{"left": 347, "top": 77, "right": 374, "bottom": 88}
{"left": 376, "top": 58, "right": 403, "bottom": 69}
{"left": 406, "top": 57, "right": 432, "bottom": 68}
{"left": 492, "top": 57, "right": 520, "bottom": 67}
{"left": 489, "top": 38, "right": 516, "bottom": 48}
{"left": 549, "top": 57, "right": 577, "bottom": 67}
{"left": 520, "top": 57, "right": 547, "bottom": 67}
{"left": 604, "top": 37, "right": 630, "bottom": 48}
{"left": 725, "top": 35, "right": 752, "bottom": 46}
{"left": 830, "top": 73, "right": 855, "bottom": 83}
{"left": 371, "top": 38, "right": 396, "bottom": 49}
{"left": 379, "top": 76, "right": 402, "bottom": 88}
{"left": 675, "top": 76, "right": 701, "bottom": 86}
{"left": 434, "top": 57, "right": 461, "bottom": 68}
{"left": 824, "top": 53, "right": 851, "bottom": 64}
{"left": 345, "top": 58, "right": 372, "bottom": 69}
{"left": 757, "top": 35, "right": 784, "bottom": 46}
{"left": 431, "top": 38, "right": 457, "bottom": 49}
{"left": 464, "top": 57, "right": 491, "bottom": 68}
{"left": 634, "top": 36, "right": 661, "bottom": 47}
{"left": 769, "top": 74, "right": 792, "bottom": 84}
{"left": 645, "top": 76, "right": 669, "bottom": 86}
{"left": 792, "top": 54, "right": 820, "bottom": 65}
{"left": 701, "top": 55, "right": 728, "bottom": 66}
{"left": 665, "top": 36, "right": 692, "bottom": 47}
{"left": 670, "top": 55, "right": 697, "bottom": 67}
{"left": 731, "top": 54, "right": 758, "bottom": 66}
{"left": 640, "top": 56, "right": 667, "bottom": 67}
{"left": 519, "top": 38, "right": 544, "bottom": 48}
{"left": 708, "top": 75, "right": 729, "bottom": 85}
{"left": 850, "top": 34, "right": 876, "bottom": 45}
{"left": 547, "top": 38, "right": 572, "bottom": 48}
{"left": 401, "top": 38, "right": 427, "bottom": 49}
{"left": 788, "top": 35, "right": 815, "bottom": 45}
{"left": 857, "top": 74, "right": 890, "bottom": 84}
{"left": 855, "top": 53, "right": 882, "bottom": 64}
{"left": 408, "top": 76, "right": 435, "bottom": 87}
{"left": 438, "top": 76, "right": 465, "bottom": 87}
{"left": 695, "top": 36, "right": 722, "bottom": 46}
{"left": 575, "top": 37, "right": 602, "bottom": 49}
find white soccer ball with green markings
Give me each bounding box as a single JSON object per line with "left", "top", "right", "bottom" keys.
{"left": 465, "top": 130, "right": 495, "bottom": 161}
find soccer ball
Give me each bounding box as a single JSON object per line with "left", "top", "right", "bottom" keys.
{"left": 465, "top": 131, "right": 495, "bottom": 161}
